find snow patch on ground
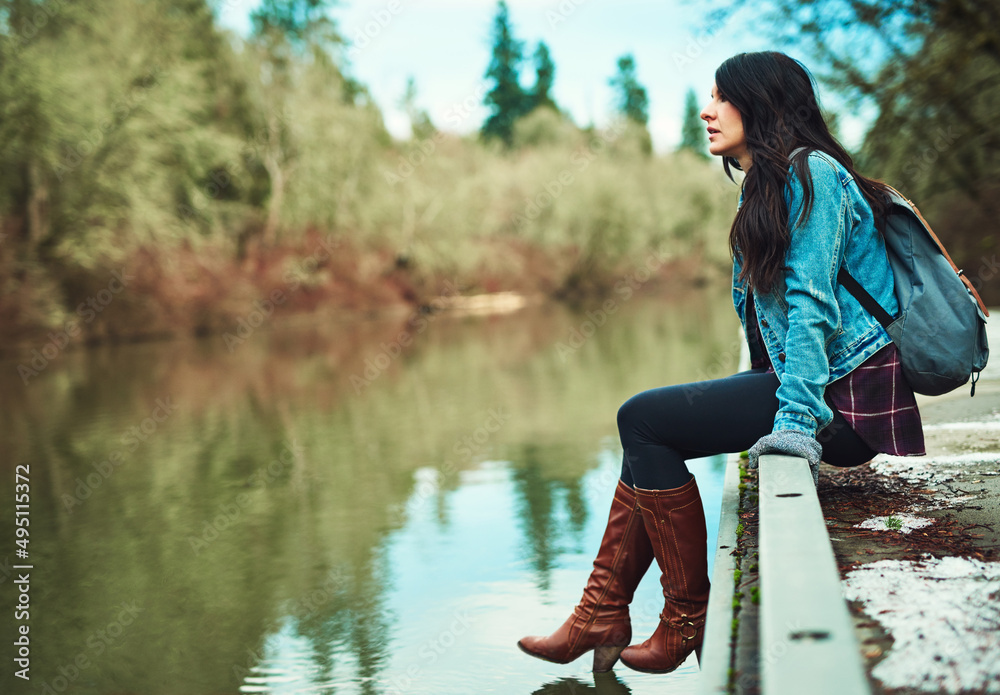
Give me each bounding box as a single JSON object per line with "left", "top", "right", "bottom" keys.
{"left": 913, "top": 494, "right": 981, "bottom": 512}
{"left": 855, "top": 514, "right": 934, "bottom": 534}
{"left": 843, "top": 555, "right": 1000, "bottom": 693}
{"left": 870, "top": 453, "right": 1000, "bottom": 486}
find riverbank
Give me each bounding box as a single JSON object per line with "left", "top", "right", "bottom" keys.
{"left": 1, "top": 233, "right": 722, "bottom": 357}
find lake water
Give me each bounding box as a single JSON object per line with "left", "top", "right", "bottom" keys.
{"left": 0, "top": 284, "right": 741, "bottom": 695}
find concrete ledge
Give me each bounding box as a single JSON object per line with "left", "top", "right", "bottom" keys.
{"left": 698, "top": 450, "right": 743, "bottom": 695}
{"left": 757, "top": 454, "right": 870, "bottom": 695}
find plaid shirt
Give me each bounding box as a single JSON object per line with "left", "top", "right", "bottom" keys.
{"left": 747, "top": 296, "right": 925, "bottom": 456}
{"left": 824, "top": 343, "right": 925, "bottom": 455}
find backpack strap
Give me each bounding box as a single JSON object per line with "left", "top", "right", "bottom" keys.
{"left": 884, "top": 185, "right": 990, "bottom": 318}
{"left": 837, "top": 267, "right": 895, "bottom": 329}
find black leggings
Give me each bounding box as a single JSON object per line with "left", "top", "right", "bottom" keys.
{"left": 617, "top": 368, "right": 877, "bottom": 490}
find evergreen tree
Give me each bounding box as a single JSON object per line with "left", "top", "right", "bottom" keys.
{"left": 608, "top": 54, "right": 649, "bottom": 126}
{"left": 678, "top": 88, "right": 707, "bottom": 158}
{"left": 481, "top": 1, "right": 526, "bottom": 147}
{"left": 530, "top": 42, "right": 557, "bottom": 112}
{"left": 250, "top": 0, "right": 338, "bottom": 46}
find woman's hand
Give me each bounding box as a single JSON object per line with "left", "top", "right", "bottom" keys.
{"left": 747, "top": 430, "right": 822, "bottom": 486}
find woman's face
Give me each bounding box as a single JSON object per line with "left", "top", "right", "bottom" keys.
{"left": 700, "top": 84, "right": 747, "bottom": 163}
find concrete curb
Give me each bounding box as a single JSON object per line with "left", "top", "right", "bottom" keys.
{"left": 698, "top": 325, "right": 872, "bottom": 693}
{"left": 757, "top": 454, "right": 870, "bottom": 694}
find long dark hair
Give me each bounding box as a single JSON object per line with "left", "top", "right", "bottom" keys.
{"left": 717, "top": 52, "right": 891, "bottom": 294}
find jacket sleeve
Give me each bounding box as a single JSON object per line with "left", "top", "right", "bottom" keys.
{"left": 773, "top": 156, "right": 846, "bottom": 437}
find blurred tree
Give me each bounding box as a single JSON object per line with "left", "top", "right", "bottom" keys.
{"left": 678, "top": 87, "right": 707, "bottom": 158}
{"left": 0, "top": 0, "right": 70, "bottom": 250}
{"left": 399, "top": 76, "right": 436, "bottom": 141}
{"left": 0, "top": 0, "right": 737, "bottom": 341}
{"left": 529, "top": 41, "right": 557, "bottom": 113}
{"left": 608, "top": 54, "right": 651, "bottom": 155}
{"left": 0, "top": 0, "right": 255, "bottom": 261}
{"left": 511, "top": 107, "right": 581, "bottom": 149}
{"left": 248, "top": 0, "right": 345, "bottom": 245}
{"left": 608, "top": 54, "right": 649, "bottom": 126}
{"left": 250, "top": 0, "right": 339, "bottom": 47}
{"left": 482, "top": 0, "right": 527, "bottom": 147}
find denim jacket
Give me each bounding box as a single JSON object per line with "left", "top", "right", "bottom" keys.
{"left": 732, "top": 150, "right": 898, "bottom": 437}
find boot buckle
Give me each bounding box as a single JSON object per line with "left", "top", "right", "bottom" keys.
{"left": 666, "top": 613, "right": 701, "bottom": 641}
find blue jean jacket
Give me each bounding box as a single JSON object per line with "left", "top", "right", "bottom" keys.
{"left": 732, "top": 150, "right": 898, "bottom": 437}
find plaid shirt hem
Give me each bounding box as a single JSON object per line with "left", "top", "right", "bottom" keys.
{"left": 746, "top": 296, "right": 925, "bottom": 456}
{"left": 825, "top": 343, "right": 925, "bottom": 456}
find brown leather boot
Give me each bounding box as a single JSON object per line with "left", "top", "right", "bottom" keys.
{"left": 619, "top": 476, "right": 710, "bottom": 674}
{"left": 518, "top": 479, "right": 655, "bottom": 672}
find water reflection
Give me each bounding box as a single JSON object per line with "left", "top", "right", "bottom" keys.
{"left": 0, "top": 286, "right": 736, "bottom": 694}
{"left": 532, "top": 671, "right": 634, "bottom": 694}
{"left": 511, "top": 443, "right": 592, "bottom": 591}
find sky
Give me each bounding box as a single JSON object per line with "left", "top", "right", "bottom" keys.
{"left": 215, "top": 0, "right": 869, "bottom": 153}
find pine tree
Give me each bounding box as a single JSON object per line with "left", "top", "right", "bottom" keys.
{"left": 678, "top": 88, "right": 707, "bottom": 158}
{"left": 481, "top": 1, "right": 526, "bottom": 147}
{"left": 250, "top": 0, "right": 338, "bottom": 46}
{"left": 608, "top": 54, "right": 649, "bottom": 126}
{"left": 530, "top": 42, "right": 557, "bottom": 112}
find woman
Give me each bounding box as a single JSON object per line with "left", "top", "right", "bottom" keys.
{"left": 517, "top": 51, "right": 924, "bottom": 675}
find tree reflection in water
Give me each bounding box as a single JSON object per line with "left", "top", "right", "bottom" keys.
{"left": 531, "top": 671, "right": 634, "bottom": 694}
{"left": 0, "top": 287, "right": 734, "bottom": 694}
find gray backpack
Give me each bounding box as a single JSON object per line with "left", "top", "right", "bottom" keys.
{"left": 837, "top": 186, "right": 990, "bottom": 396}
